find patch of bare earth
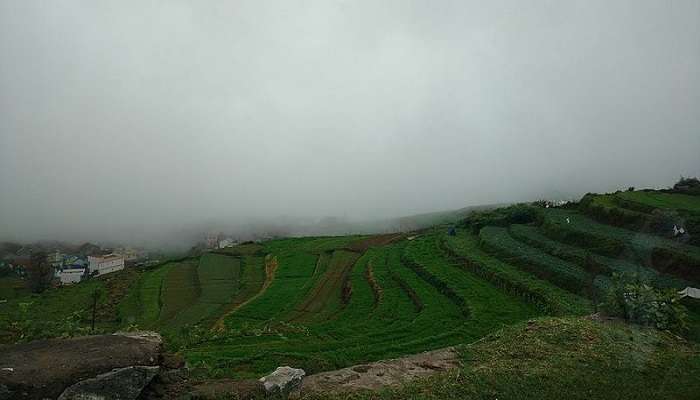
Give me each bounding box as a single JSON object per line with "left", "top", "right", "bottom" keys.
{"left": 301, "top": 347, "right": 460, "bottom": 394}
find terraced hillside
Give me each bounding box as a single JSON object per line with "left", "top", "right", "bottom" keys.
{"left": 0, "top": 188, "right": 698, "bottom": 381}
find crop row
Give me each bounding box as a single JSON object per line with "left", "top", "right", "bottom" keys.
{"left": 479, "top": 226, "right": 593, "bottom": 295}
{"left": 440, "top": 232, "right": 591, "bottom": 316}
{"left": 509, "top": 224, "right": 689, "bottom": 289}
{"left": 541, "top": 209, "right": 700, "bottom": 282}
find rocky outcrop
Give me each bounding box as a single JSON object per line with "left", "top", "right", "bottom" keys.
{"left": 302, "top": 347, "right": 460, "bottom": 393}
{"left": 259, "top": 366, "right": 305, "bottom": 397}
{"left": 58, "top": 366, "right": 159, "bottom": 400}
{"left": 0, "top": 331, "right": 170, "bottom": 400}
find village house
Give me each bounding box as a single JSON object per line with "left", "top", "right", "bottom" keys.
{"left": 47, "top": 250, "right": 63, "bottom": 268}
{"left": 218, "top": 238, "right": 237, "bottom": 248}
{"left": 55, "top": 267, "right": 86, "bottom": 284}
{"left": 87, "top": 254, "right": 125, "bottom": 276}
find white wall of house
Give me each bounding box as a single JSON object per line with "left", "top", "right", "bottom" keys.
{"left": 88, "top": 255, "right": 125, "bottom": 276}
{"left": 57, "top": 268, "right": 85, "bottom": 284}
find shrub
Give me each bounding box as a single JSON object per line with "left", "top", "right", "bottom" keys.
{"left": 464, "top": 205, "right": 541, "bottom": 233}
{"left": 601, "top": 273, "right": 687, "bottom": 333}
{"left": 673, "top": 176, "right": 700, "bottom": 195}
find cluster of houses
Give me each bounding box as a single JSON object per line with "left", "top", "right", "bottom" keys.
{"left": 1, "top": 244, "right": 148, "bottom": 286}
{"left": 205, "top": 232, "right": 239, "bottom": 249}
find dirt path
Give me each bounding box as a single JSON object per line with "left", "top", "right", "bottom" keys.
{"left": 301, "top": 346, "right": 461, "bottom": 394}
{"left": 212, "top": 255, "right": 278, "bottom": 331}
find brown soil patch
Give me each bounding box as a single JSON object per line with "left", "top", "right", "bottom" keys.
{"left": 365, "top": 261, "right": 382, "bottom": 307}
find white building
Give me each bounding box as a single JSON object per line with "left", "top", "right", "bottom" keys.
{"left": 56, "top": 267, "right": 86, "bottom": 284}
{"left": 218, "top": 238, "right": 237, "bottom": 248}
{"left": 88, "top": 254, "right": 125, "bottom": 276}
{"left": 47, "top": 250, "right": 64, "bottom": 268}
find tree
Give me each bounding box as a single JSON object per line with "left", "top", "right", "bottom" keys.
{"left": 26, "top": 252, "right": 53, "bottom": 293}
{"left": 90, "top": 287, "right": 104, "bottom": 332}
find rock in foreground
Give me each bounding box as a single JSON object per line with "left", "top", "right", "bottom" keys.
{"left": 58, "top": 366, "right": 159, "bottom": 400}
{"left": 259, "top": 366, "right": 305, "bottom": 396}
{"left": 0, "top": 332, "right": 163, "bottom": 400}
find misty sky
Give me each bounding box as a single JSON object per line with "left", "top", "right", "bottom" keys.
{"left": 1, "top": 1, "right": 699, "bottom": 244}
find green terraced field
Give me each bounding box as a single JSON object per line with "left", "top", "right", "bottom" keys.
{"left": 617, "top": 191, "right": 700, "bottom": 213}
{"left": 542, "top": 208, "right": 700, "bottom": 282}
{"left": 1, "top": 188, "right": 698, "bottom": 383}
{"left": 479, "top": 226, "right": 598, "bottom": 294}
{"left": 509, "top": 224, "right": 689, "bottom": 289}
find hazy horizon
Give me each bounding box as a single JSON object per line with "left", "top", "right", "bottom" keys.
{"left": 1, "top": 1, "right": 699, "bottom": 246}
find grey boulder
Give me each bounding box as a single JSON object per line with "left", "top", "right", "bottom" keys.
{"left": 259, "top": 366, "right": 305, "bottom": 396}
{"left": 58, "top": 366, "right": 159, "bottom": 400}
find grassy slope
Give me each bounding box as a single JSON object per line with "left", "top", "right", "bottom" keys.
{"left": 0, "top": 276, "right": 29, "bottom": 301}
{"left": 184, "top": 235, "right": 539, "bottom": 377}
{"left": 442, "top": 231, "right": 591, "bottom": 316}
{"left": 617, "top": 191, "right": 700, "bottom": 213}
{"left": 306, "top": 317, "right": 700, "bottom": 400}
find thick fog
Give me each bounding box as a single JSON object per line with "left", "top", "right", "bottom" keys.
{"left": 1, "top": 1, "right": 699, "bottom": 246}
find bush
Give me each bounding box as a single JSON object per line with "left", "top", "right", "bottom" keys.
{"left": 464, "top": 205, "right": 541, "bottom": 233}
{"left": 673, "top": 176, "right": 700, "bottom": 195}
{"left": 601, "top": 273, "right": 687, "bottom": 333}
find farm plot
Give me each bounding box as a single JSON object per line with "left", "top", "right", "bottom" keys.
{"left": 118, "top": 261, "right": 176, "bottom": 328}
{"left": 222, "top": 238, "right": 325, "bottom": 328}
{"left": 161, "top": 254, "right": 243, "bottom": 331}
{"left": 617, "top": 191, "right": 700, "bottom": 214}
{"left": 157, "top": 260, "right": 200, "bottom": 325}
{"left": 212, "top": 255, "right": 267, "bottom": 327}
{"left": 479, "top": 226, "right": 598, "bottom": 295}
{"left": 185, "top": 243, "right": 471, "bottom": 377}
{"left": 442, "top": 231, "right": 591, "bottom": 316}
{"left": 286, "top": 250, "right": 360, "bottom": 323}
{"left": 542, "top": 209, "right": 700, "bottom": 282}
{"left": 403, "top": 232, "right": 540, "bottom": 329}
{"left": 509, "top": 224, "right": 689, "bottom": 289}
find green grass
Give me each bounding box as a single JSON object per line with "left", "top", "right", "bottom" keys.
{"left": 479, "top": 226, "right": 597, "bottom": 294}
{"left": 304, "top": 317, "right": 700, "bottom": 400}
{"left": 182, "top": 234, "right": 539, "bottom": 378}
{"left": 286, "top": 250, "right": 361, "bottom": 322}
{"left": 0, "top": 277, "right": 109, "bottom": 341}
{"left": 0, "top": 276, "right": 29, "bottom": 300}
{"left": 442, "top": 231, "right": 591, "bottom": 316}
{"left": 118, "top": 261, "right": 176, "bottom": 328}
{"left": 541, "top": 208, "right": 700, "bottom": 282}
{"left": 162, "top": 254, "right": 243, "bottom": 331}
{"left": 618, "top": 191, "right": 700, "bottom": 213}
{"left": 509, "top": 224, "right": 689, "bottom": 289}
{"left": 5, "top": 188, "right": 699, "bottom": 392}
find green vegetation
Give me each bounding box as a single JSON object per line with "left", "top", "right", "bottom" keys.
{"left": 509, "top": 224, "right": 689, "bottom": 289}
{"left": 541, "top": 208, "right": 700, "bottom": 281}
{"left": 442, "top": 231, "right": 591, "bottom": 316}
{"left": 618, "top": 191, "right": 700, "bottom": 213}
{"left": 0, "top": 276, "right": 28, "bottom": 301}
{"left": 1, "top": 186, "right": 698, "bottom": 397}
{"left": 602, "top": 273, "right": 687, "bottom": 332}
{"left": 305, "top": 317, "right": 700, "bottom": 400}
{"left": 479, "top": 226, "right": 596, "bottom": 294}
